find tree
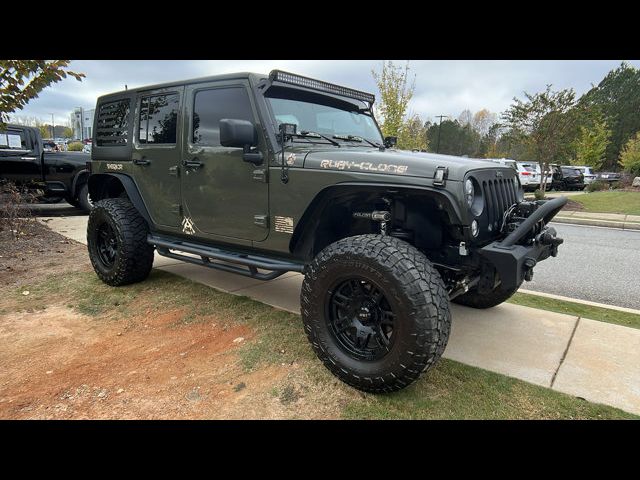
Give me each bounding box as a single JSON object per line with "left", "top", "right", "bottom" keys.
{"left": 425, "top": 118, "right": 480, "bottom": 157}
{"left": 472, "top": 109, "right": 498, "bottom": 137}
{"left": 501, "top": 85, "right": 579, "bottom": 194}
{"left": 458, "top": 109, "right": 473, "bottom": 127}
{"left": 0, "top": 60, "right": 84, "bottom": 129}
{"left": 573, "top": 114, "right": 611, "bottom": 169}
{"left": 619, "top": 131, "right": 640, "bottom": 176}
{"left": 397, "top": 113, "right": 428, "bottom": 151}
{"left": 371, "top": 61, "right": 415, "bottom": 138}
{"left": 579, "top": 62, "right": 640, "bottom": 170}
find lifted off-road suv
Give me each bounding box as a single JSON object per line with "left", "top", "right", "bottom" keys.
{"left": 86, "top": 70, "right": 566, "bottom": 393}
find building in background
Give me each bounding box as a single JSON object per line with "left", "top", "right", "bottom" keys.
{"left": 70, "top": 107, "right": 95, "bottom": 140}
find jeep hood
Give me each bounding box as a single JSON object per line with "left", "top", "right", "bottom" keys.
{"left": 302, "top": 148, "right": 506, "bottom": 181}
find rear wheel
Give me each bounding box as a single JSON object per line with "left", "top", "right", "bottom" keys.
{"left": 87, "top": 198, "right": 154, "bottom": 286}
{"left": 77, "top": 183, "right": 93, "bottom": 212}
{"left": 301, "top": 234, "right": 451, "bottom": 393}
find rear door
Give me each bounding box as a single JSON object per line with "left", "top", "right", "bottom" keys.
{"left": 131, "top": 87, "right": 184, "bottom": 229}
{"left": 180, "top": 80, "right": 269, "bottom": 242}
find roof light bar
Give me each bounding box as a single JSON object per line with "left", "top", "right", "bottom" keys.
{"left": 269, "top": 70, "right": 375, "bottom": 106}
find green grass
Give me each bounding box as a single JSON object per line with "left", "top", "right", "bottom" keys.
{"left": 568, "top": 191, "right": 640, "bottom": 215}
{"left": 508, "top": 292, "right": 640, "bottom": 330}
{"left": 342, "top": 358, "right": 636, "bottom": 419}
{"left": 4, "top": 269, "right": 638, "bottom": 419}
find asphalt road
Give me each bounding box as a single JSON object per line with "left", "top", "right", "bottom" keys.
{"left": 527, "top": 222, "right": 640, "bottom": 310}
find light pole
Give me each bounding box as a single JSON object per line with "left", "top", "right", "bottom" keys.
{"left": 50, "top": 113, "right": 55, "bottom": 139}
{"left": 435, "top": 115, "right": 449, "bottom": 154}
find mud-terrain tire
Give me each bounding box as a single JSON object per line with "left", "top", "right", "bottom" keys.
{"left": 87, "top": 198, "right": 154, "bottom": 286}
{"left": 452, "top": 283, "right": 520, "bottom": 309}
{"left": 301, "top": 234, "right": 451, "bottom": 393}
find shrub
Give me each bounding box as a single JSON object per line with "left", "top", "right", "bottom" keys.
{"left": 533, "top": 188, "right": 545, "bottom": 200}
{"left": 620, "top": 132, "right": 640, "bottom": 176}
{"left": 67, "top": 142, "right": 83, "bottom": 151}
{"left": 586, "top": 180, "right": 609, "bottom": 192}
{"left": 0, "top": 181, "right": 36, "bottom": 240}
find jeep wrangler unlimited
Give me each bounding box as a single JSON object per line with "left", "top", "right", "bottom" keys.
{"left": 86, "top": 70, "right": 566, "bottom": 393}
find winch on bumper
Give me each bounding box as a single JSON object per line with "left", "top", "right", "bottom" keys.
{"left": 476, "top": 196, "right": 567, "bottom": 291}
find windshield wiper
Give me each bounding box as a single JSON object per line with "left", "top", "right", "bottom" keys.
{"left": 297, "top": 130, "right": 340, "bottom": 147}
{"left": 333, "top": 134, "right": 383, "bottom": 149}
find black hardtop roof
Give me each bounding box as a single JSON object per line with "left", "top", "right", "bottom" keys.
{"left": 98, "top": 72, "right": 266, "bottom": 101}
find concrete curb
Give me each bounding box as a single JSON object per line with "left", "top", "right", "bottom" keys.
{"left": 553, "top": 216, "right": 640, "bottom": 231}
{"left": 518, "top": 289, "right": 640, "bottom": 315}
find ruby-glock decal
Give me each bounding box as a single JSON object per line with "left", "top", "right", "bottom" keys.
{"left": 319, "top": 159, "right": 408, "bottom": 174}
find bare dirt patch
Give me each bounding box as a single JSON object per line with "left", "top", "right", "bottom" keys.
{"left": 561, "top": 199, "right": 585, "bottom": 211}
{"left": 0, "top": 222, "right": 352, "bottom": 419}
{"left": 0, "top": 219, "right": 90, "bottom": 288}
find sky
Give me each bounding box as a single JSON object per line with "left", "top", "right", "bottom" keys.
{"left": 11, "top": 60, "right": 640, "bottom": 126}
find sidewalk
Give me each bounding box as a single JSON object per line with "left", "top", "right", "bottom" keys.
{"left": 553, "top": 210, "right": 640, "bottom": 230}
{"left": 39, "top": 215, "right": 640, "bottom": 415}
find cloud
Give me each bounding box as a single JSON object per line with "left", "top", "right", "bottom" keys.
{"left": 11, "top": 60, "right": 640, "bottom": 125}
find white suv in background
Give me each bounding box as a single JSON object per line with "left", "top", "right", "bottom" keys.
{"left": 574, "top": 166, "right": 597, "bottom": 185}
{"left": 516, "top": 162, "right": 542, "bottom": 191}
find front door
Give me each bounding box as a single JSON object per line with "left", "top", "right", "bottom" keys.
{"left": 180, "top": 81, "right": 269, "bottom": 242}
{"left": 131, "top": 87, "right": 183, "bottom": 229}
{"left": 0, "top": 128, "right": 40, "bottom": 185}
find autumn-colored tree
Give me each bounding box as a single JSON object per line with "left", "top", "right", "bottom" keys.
{"left": 371, "top": 61, "right": 415, "bottom": 138}
{"left": 501, "top": 85, "right": 579, "bottom": 194}
{"left": 472, "top": 109, "right": 498, "bottom": 137}
{"left": 619, "top": 131, "right": 640, "bottom": 176}
{"left": 573, "top": 114, "right": 611, "bottom": 169}
{"left": 0, "top": 60, "right": 84, "bottom": 129}
{"left": 397, "top": 113, "right": 428, "bottom": 151}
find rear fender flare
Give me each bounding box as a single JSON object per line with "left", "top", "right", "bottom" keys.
{"left": 88, "top": 173, "right": 152, "bottom": 225}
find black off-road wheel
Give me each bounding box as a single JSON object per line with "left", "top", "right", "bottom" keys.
{"left": 452, "top": 282, "right": 521, "bottom": 309}
{"left": 87, "top": 198, "right": 154, "bottom": 286}
{"left": 301, "top": 234, "right": 451, "bottom": 393}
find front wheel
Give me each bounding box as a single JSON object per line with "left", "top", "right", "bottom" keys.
{"left": 452, "top": 282, "right": 520, "bottom": 309}
{"left": 301, "top": 235, "right": 451, "bottom": 393}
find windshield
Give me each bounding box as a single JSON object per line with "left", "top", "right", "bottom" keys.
{"left": 266, "top": 96, "right": 383, "bottom": 145}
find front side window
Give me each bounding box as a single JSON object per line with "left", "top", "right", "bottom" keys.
{"left": 0, "top": 130, "right": 27, "bottom": 149}
{"left": 192, "top": 87, "right": 254, "bottom": 146}
{"left": 139, "top": 93, "right": 179, "bottom": 144}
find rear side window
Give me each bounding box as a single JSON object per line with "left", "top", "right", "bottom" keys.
{"left": 96, "top": 99, "right": 131, "bottom": 146}
{"left": 138, "top": 93, "right": 180, "bottom": 144}
{"left": 192, "top": 87, "right": 254, "bottom": 146}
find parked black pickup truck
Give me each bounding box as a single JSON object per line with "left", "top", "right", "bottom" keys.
{"left": 0, "top": 124, "right": 92, "bottom": 211}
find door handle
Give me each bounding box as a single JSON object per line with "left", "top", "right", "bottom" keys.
{"left": 183, "top": 158, "right": 203, "bottom": 169}
{"left": 133, "top": 158, "right": 151, "bottom": 166}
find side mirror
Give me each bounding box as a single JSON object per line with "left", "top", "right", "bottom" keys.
{"left": 219, "top": 119, "right": 257, "bottom": 148}
{"left": 219, "top": 119, "right": 263, "bottom": 165}
{"left": 384, "top": 136, "right": 397, "bottom": 148}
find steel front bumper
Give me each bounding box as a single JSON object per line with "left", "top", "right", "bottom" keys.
{"left": 476, "top": 196, "right": 568, "bottom": 290}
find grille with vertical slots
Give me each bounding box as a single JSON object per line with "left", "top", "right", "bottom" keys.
{"left": 482, "top": 177, "right": 519, "bottom": 232}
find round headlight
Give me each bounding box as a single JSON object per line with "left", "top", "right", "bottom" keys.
{"left": 465, "top": 179, "right": 474, "bottom": 207}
